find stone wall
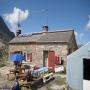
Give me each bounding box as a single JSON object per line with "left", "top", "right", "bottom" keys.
{"left": 34, "top": 43, "right": 68, "bottom": 66}
{"left": 68, "top": 33, "right": 78, "bottom": 53}
{"left": 9, "top": 42, "right": 69, "bottom": 67}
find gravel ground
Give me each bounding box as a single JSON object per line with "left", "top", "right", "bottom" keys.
{"left": 0, "top": 65, "right": 66, "bottom": 90}
{"left": 0, "top": 64, "right": 15, "bottom": 89}
{"left": 37, "top": 73, "right": 66, "bottom": 90}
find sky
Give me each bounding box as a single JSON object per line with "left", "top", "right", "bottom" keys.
{"left": 0, "top": 0, "right": 90, "bottom": 45}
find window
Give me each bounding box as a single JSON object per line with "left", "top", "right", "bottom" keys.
{"left": 27, "top": 53, "right": 30, "bottom": 60}
{"left": 23, "top": 52, "right": 26, "bottom": 61}
{"left": 30, "top": 53, "right": 32, "bottom": 62}
{"left": 24, "top": 52, "right": 32, "bottom": 62}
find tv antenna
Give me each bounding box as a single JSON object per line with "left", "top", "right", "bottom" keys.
{"left": 17, "top": 10, "right": 21, "bottom": 29}
{"left": 16, "top": 11, "right": 21, "bottom": 36}
{"left": 43, "top": 9, "right": 48, "bottom": 26}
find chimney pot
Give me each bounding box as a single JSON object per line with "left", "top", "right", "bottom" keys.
{"left": 42, "top": 25, "right": 48, "bottom": 32}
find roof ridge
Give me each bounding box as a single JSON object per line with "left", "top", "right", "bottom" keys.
{"left": 31, "top": 29, "right": 74, "bottom": 35}
{"left": 46, "top": 29, "right": 74, "bottom": 33}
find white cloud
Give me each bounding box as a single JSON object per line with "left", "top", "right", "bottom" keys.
{"left": 4, "top": 7, "right": 29, "bottom": 31}
{"left": 74, "top": 31, "right": 84, "bottom": 41}
{"left": 86, "top": 20, "right": 90, "bottom": 30}
{"left": 86, "top": 15, "right": 90, "bottom": 30}
{"left": 74, "top": 31, "right": 78, "bottom": 37}
{"left": 79, "top": 33, "right": 84, "bottom": 39}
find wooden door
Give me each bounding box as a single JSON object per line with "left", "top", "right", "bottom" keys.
{"left": 48, "top": 51, "right": 55, "bottom": 70}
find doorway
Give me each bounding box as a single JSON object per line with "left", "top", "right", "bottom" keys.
{"left": 83, "top": 58, "right": 90, "bottom": 90}
{"left": 83, "top": 58, "right": 90, "bottom": 80}
{"left": 43, "top": 50, "right": 55, "bottom": 70}
{"left": 43, "top": 51, "right": 48, "bottom": 67}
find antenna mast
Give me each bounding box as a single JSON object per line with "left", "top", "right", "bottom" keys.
{"left": 18, "top": 10, "right": 21, "bottom": 29}
{"left": 45, "top": 9, "right": 48, "bottom": 26}
{"left": 16, "top": 11, "right": 21, "bottom": 36}
{"left": 42, "top": 9, "right": 48, "bottom": 26}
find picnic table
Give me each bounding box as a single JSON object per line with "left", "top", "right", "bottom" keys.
{"left": 18, "top": 67, "right": 49, "bottom": 89}
{"left": 8, "top": 66, "right": 54, "bottom": 89}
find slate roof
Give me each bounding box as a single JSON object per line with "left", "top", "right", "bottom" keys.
{"left": 9, "top": 29, "right": 74, "bottom": 44}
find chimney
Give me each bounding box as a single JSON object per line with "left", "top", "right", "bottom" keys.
{"left": 16, "top": 29, "right": 21, "bottom": 36}
{"left": 42, "top": 25, "right": 48, "bottom": 32}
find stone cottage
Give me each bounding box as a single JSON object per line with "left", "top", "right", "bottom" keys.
{"left": 9, "top": 26, "right": 78, "bottom": 69}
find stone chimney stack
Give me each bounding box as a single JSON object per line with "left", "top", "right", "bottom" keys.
{"left": 16, "top": 29, "right": 21, "bottom": 36}
{"left": 42, "top": 25, "right": 48, "bottom": 32}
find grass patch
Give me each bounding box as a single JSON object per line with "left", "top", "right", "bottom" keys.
{"left": 0, "top": 63, "right": 6, "bottom": 67}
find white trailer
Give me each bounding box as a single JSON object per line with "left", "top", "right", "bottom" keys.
{"left": 67, "top": 42, "right": 90, "bottom": 90}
